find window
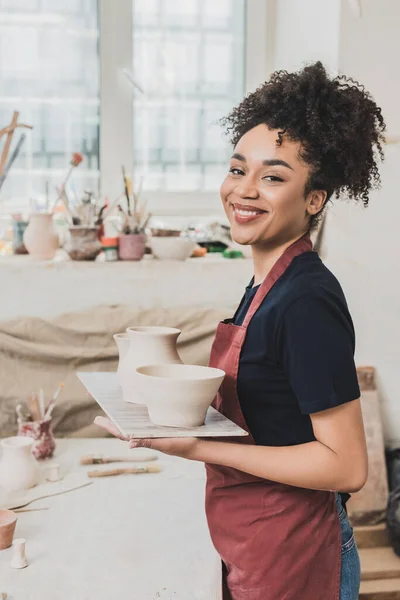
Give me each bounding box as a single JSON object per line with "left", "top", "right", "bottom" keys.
{"left": 0, "top": 0, "right": 100, "bottom": 212}
{"left": 100, "top": 0, "right": 271, "bottom": 215}
{"left": 0, "top": 0, "right": 270, "bottom": 215}
{"left": 132, "top": 0, "right": 246, "bottom": 193}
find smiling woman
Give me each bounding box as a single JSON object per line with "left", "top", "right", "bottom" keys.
{"left": 96, "top": 62, "right": 385, "bottom": 600}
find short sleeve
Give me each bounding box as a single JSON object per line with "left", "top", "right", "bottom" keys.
{"left": 277, "top": 293, "right": 360, "bottom": 415}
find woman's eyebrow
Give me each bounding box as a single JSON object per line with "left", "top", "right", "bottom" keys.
{"left": 231, "top": 153, "right": 294, "bottom": 171}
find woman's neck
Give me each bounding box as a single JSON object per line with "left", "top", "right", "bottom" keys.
{"left": 251, "top": 233, "right": 307, "bottom": 286}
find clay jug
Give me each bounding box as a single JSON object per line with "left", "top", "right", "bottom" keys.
{"left": 113, "top": 332, "right": 130, "bottom": 378}
{"left": 23, "top": 213, "right": 59, "bottom": 259}
{"left": 0, "top": 437, "right": 40, "bottom": 492}
{"left": 119, "top": 326, "right": 182, "bottom": 404}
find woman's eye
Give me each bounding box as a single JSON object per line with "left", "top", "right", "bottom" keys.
{"left": 229, "top": 167, "right": 245, "bottom": 176}
{"left": 263, "top": 175, "right": 284, "bottom": 182}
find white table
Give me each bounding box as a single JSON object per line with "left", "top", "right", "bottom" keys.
{"left": 0, "top": 439, "right": 221, "bottom": 600}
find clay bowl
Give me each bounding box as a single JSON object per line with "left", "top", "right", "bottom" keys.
{"left": 135, "top": 364, "right": 225, "bottom": 427}
{"left": 0, "top": 509, "right": 18, "bottom": 550}
{"left": 151, "top": 237, "right": 196, "bottom": 261}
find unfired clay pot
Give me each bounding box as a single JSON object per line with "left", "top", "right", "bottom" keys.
{"left": 119, "top": 326, "right": 182, "bottom": 404}
{"left": 64, "top": 226, "right": 102, "bottom": 261}
{"left": 0, "top": 437, "right": 40, "bottom": 492}
{"left": 0, "top": 509, "right": 17, "bottom": 550}
{"left": 23, "top": 213, "right": 59, "bottom": 259}
{"left": 113, "top": 332, "right": 130, "bottom": 377}
{"left": 135, "top": 364, "right": 225, "bottom": 427}
{"left": 119, "top": 233, "right": 146, "bottom": 261}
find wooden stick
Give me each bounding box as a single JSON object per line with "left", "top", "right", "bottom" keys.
{"left": 27, "top": 393, "right": 42, "bottom": 422}
{"left": 80, "top": 454, "right": 157, "bottom": 465}
{"left": 0, "top": 111, "right": 18, "bottom": 176}
{"left": 87, "top": 465, "right": 161, "bottom": 478}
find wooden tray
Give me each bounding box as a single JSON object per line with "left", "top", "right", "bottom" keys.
{"left": 77, "top": 372, "right": 248, "bottom": 439}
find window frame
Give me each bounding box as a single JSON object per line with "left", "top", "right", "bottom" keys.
{"left": 99, "top": 0, "right": 274, "bottom": 216}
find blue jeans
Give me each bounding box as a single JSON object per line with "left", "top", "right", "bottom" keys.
{"left": 336, "top": 493, "right": 360, "bottom": 600}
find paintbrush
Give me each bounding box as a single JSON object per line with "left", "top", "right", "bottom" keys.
{"left": 28, "top": 393, "right": 42, "bottom": 422}
{"left": 44, "top": 383, "right": 64, "bottom": 420}
{"left": 38, "top": 388, "right": 45, "bottom": 419}
{"left": 80, "top": 453, "right": 157, "bottom": 465}
{"left": 121, "top": 165, "right": 131, "bottom": 215}
{"left": 87, "top": 464, "right": 161, "bottom": 478}
{"left": 0, "top": 133, "right": 26, "bottom": 191}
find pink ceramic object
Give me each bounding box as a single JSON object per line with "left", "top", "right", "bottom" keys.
{"left": 18, "top": 418, "right": 56, "bottom": 460}
{"left": 0, "top": 509, "right": 18, "bottom": 550}
{"left": 118, "top": 233, "right": 146, "bottom": 261}
{"left": 113, "top": 332, "right": 130, "bottom": 377}
{"left": 23, "top": 213, "right": 59, "bottom": 259}
{"left": 136, "top": 364, "right": 225, "bottom": 427}
{"left": 119, "top": 326, "right": 182, "bottom": 404}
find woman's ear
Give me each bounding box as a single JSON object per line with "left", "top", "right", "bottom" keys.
{"left": 306, "top": 190, "right": 327, "bottom": 216}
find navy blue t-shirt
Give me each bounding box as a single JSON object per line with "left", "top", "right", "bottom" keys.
{"left": 233, "top": 251, "right": 360, "bottom": 447}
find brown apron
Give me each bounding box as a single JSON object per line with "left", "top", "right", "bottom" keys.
{"left": 205, "top": 234, "right": 341, "bottom": 600}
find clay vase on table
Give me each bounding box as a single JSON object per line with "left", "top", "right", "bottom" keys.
{"left": 64, "top": 226, "right": 102, "bottom": 261}
{"left": 113, "top": 333, "right": 130, "bottom": 377}
{"left": 0, "top": 437, "right": 40, "bottom": 492}
{"left": 118, "top": 233, "right": 146, "bottom": 261}
{"left": 23, "top": 213, "right": 59, "bottom": 260}
{"left": 119, "top": 326, "right": 182, "bottom": 404}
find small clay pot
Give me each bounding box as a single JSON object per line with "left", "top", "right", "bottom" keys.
{"left": 64, "top": 226, "right": 102, "bottom": 261}
{"left": 118, "top": 233, "right": 146, "bottom": 261}
{"left": 0, "top": 509, "right": 18, "bottom": 550}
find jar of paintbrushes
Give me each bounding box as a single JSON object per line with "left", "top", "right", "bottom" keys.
{"left": 17, "top": 384, "right": 64, "bottom": 460}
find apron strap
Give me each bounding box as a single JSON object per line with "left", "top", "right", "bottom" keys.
{"left": 242, "top": 233, "right": 313, "bottom": 329}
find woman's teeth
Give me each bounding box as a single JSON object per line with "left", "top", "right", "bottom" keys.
{"left": 235, "top": 209, "right": 262, "bottom": 216}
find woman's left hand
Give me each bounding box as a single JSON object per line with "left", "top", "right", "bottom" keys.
{"left": 94, "top": 416, "right": 200, "bottom": 459}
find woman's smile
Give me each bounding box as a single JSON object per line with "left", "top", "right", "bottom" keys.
{"left": 230, "top": 202, "right": 269, "bottom": 224}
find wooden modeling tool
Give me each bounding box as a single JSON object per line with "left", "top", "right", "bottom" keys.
{"left": 0, "top": 111, "right": 32, "bottom": 176}
{"left": 87, "top": 464, "right": 161, "bottom": 478}
{"left": 27, "top": 393, "right": 42, "bottom": 422}
{"left": 80, "top": 454, "right": 157, "bottom": 465}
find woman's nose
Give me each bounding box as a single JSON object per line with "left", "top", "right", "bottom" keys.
{"left": 235, "top": 180, "right": 259, "bottom": 200}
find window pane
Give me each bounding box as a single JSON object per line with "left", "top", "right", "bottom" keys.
{"left": 0, "top": 0, "right": 100, "bottom": 212}
{"left": 132, "top": 0, "right": 246, "bottom": 192}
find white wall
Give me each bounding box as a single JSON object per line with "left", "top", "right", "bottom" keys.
{"left": 272, "top": 0, "right": 340, "bottom": 73}
{"left": 273, "top": 0, "right": 400, "bottom": 443}
{"left": 324, "top": 0, "right": 400, "bottom": 445}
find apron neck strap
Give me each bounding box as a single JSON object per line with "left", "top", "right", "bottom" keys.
{"left": 242, "top": 233, "right": 313, "bottom": 329}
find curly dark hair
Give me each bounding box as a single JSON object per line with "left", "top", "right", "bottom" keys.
{"left": 222, "top": 61, "right": 386, "bottom": 228}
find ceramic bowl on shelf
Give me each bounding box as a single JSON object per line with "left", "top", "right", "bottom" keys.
{"left": 135, "top": 364, "right": 225, "bottom": 427}
{"left": 151, "top": 236, "right": 196, "bottom": 261}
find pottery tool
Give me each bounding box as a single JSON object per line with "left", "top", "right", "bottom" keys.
{"left": 0, "top": 111, "right": 32, "bottom": 176}
{"left": 27, "top": 393, "right": 42, "bottom": 422}
{"left": 87, "top": 464, "right": 161, "bottom": 478}
{"left": 10, "top": 538, "right": 28, "bottom": 569}
{"left": 2, "top": 474, "right": 92, "bottom": 510}
{"left": 51, "top": 152, "right": 84, "bottom": 213}
{"left": 44, "top": 383, "right": 64, "bottom": 420}
{"left": 80, "top": 453, "right": 157, "bottom": 465}
{"left": 14, "top": 507, "right": 49, "bottom": 513}
{"left": 121, "top": 165, "right": 131, "bottom": 214}
{"left": 38, "top": 388, "right": 45, "bottom": 419}
{"left": 15, "top": 404, "right": 27, "bottom": 422}
{"left": 0, "top": 133, "right": 26, "bottom": 192}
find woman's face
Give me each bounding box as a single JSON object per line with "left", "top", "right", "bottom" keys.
{"left": 220, "top": 124, "right": 324, "bottom": 247}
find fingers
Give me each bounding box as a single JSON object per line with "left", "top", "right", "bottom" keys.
{"left": 94, "top": 416, "right": 128, "bottom": 441}
{"left": 129, "top": 438, "right": 153, "bottom": 449}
